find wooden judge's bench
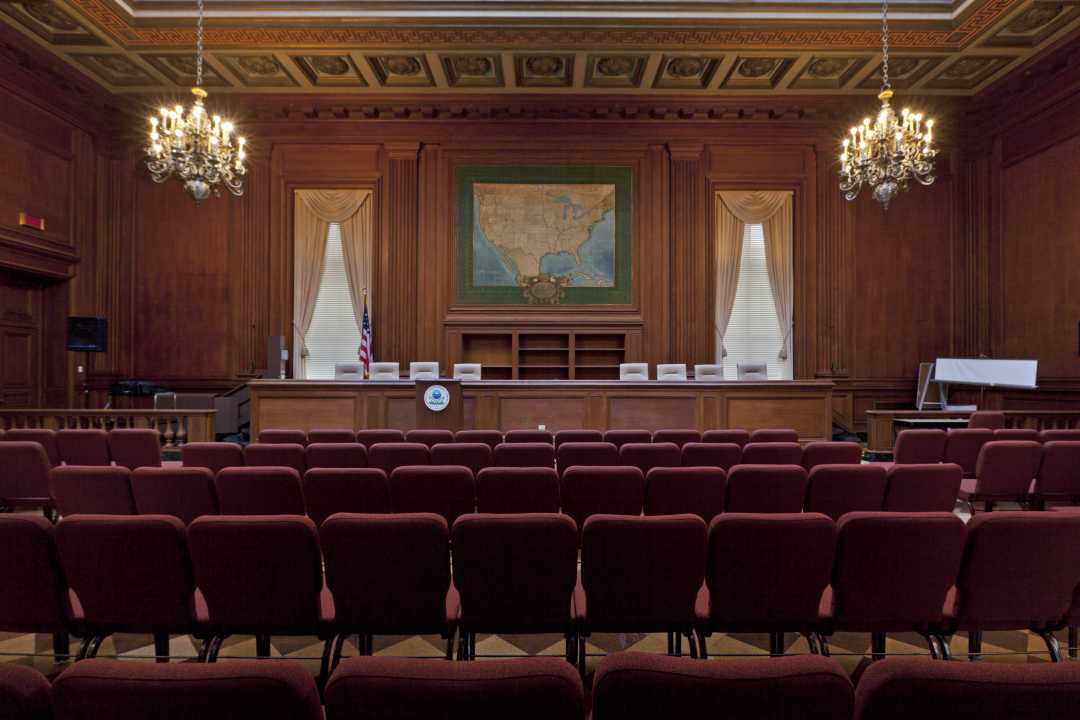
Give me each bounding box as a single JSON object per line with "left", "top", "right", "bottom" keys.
{"left": 248, "top": 379, "right": 834, "bottom": 441}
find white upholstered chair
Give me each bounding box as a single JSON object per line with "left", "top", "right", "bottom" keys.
{"left": 737, "top": 362, "right": 769, "bottom": 381}
{"left": 453, "top": 363, "right": 482, "bottom": 381}
{"left": 334, "top": 363, "right": 364, "bottom": 381}
{"left": 693, "top": 364, "right": 723, "bottom": 381}
{"left": 656, "top": 364, "right": 688, "bottom": 382}
{"left": 619, "top": 363, "right": 649, "bottom": 381}
{"left": 369, "top": 362, "right": 401, "bottom": 380}
{"left": 409, "top": 362, "right": 440, "bottom": 380}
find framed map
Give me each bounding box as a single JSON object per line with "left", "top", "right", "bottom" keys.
{"left": 455, "top": 165, "right": 632, "bottom": 305}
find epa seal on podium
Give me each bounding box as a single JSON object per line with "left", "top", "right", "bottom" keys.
{"left": 423, "top": 384, "right": 450, "bottom": 412}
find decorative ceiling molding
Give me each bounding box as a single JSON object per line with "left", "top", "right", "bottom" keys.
{"left": 0, "top": 0, "right": 1075, "bottom": 97}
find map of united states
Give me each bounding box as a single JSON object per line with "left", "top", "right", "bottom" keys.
{"left": 472, "top": 183, "right": 616, "bottom": 287}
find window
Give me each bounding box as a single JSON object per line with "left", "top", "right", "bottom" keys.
{"left": 304, "top": 222, "right": 362, "bottom": 380}
{"left": 722, "top": 223, "right": 793, "bottom": 380}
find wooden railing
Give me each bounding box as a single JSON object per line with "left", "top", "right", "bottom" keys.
{"left": 0, "top": 410, "right": 217, "bottom": 448}
{"left": 1002, "top": 411, "right": 1080, "bottom": 430}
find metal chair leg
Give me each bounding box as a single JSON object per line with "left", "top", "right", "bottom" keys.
{"left": 687, "top": 631, "right": 698, "bottom": 659}
{"left": 695, "top": 630, "right": 709, "bottom": 660}
{"left": 967, "top": 631, "right": 982, "bottom": 661}
{"left": 365, "top": 634, "right": 374, "bottom": 656}
{"left": 154, "top": 633, "right": 170, "bottom": 663}
{"left": 935, "top": 634, "right": 953, "bottom": 661}
{"left": 53, "top": 632, "right": 70, "bottom": 663}
{"left": 926, "top": 634, "right": 940, "bottom": 660}
{"left": 577, "top": 635, "right": 587, "bottom": 678}
{"left": 318, "top": 638, "right": 333, "bottom": 688}
{"left": 1039, "top": 631, "right": 1063, "bottom": 662}
{"left": 817, "top": 634, "right": 831, "bottom": 657}
{"left": 456, "top": 631, "right": 468, "bottom": 661}
{"left": 565, "top": 633, "right": 576, "bottom": 664}
{"left": 197, "top": 637, "right": 211, "bottom": 662}
{"left": 675, "top": 632, "right": 682, "bottom": 656}
{"left": 804, "top": 632, "right": 819, "bottom": 655}
{"left": 86, "top": 635, "right": 104, "bottom": 659}
{"left": 1069, "top": 627, "right": 1078, "bottom": 660}
{"left": 871, "top": 632, "right": 887, "bottom": 661}
{"left": 469, "top": 631, "right": 476, "bottom": 660}
{"left": 769, "top": 632, "right": 784, "bottom": 657}
{"left": 330, "top": 634, "right": 346, "bottom": 672}
{"left": 207, "top": 635, "right": 225, "bottom": 663}
{"left": 256, "top": 634, "right": 271, "bottom": 658}
{"left": 666, "top": 632, "right": 674, "bottom": 655}
{"left": 444, "top": 631, "right": 455, "bottom": 661}
{"left": 76, "top": 636, "right": 94, "bottom": 661}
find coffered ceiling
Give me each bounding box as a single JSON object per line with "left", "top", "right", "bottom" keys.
{"left": 2, "top": 0, "right": 1078, "bottom": 96}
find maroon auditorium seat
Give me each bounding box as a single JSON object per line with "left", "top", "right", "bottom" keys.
{"left": 243, "top": 443, "right": 306, "bottom": 475}
{"left": 695, "top": 513, "right": 835, "bottom": 657}
{"left": 943, "top": 428, "right": 993, "bottom": 478}
{"left": 0, "top": 664, "right": 50, "bottom": 720}
{"left": 854, "top": 658, "right": 1080, "bottom": 720}
{"left": 821, "top": 512, "right": 965, "bottom": 660}
{"left": 50, "top": 465, "right": 135, "bottom": 516}
{"left": 321, "top": 513, "right": 457, "bottom": 662}
{"left": 592, "top": 653, "right": 853, "bottom": 720}
{"left": 749, "top": 428, "right": 799, "bottom": 443}
{"left": 302, "top": 468, "right": 388, "bottom": 528}
{"left": 492, "top": 442, "right": 556, "bottom": 468}
{"left": 325, "top": 656, "right": 584, "bottom": 720}
{"left": 107, "top": 429, "right": 162, "bottom": 470}
{"left": 652, "top": 429, "right": 702, "bottom": 448}
{"left": 388, "top": 465, "right": 475, "bottom": 526}
{"left": 968, "top": 410, "right": 1006, "bottom": 430}
{"left": 355, "top": 429, "right": 406, "bottom": 448}
{"left": 554, "top": 429, "right": 603, "bottom": 448}
{"left": 430, "top": 442, "right": 491, "bottom": 475}
{"left": 1040, "top": 429, "right": 1080, "bottom": 443}
{"left": 994, "top": 428, "right": 1041, "bottom": 442}
{"left": 257, "top": 429, "right": 308, "bottom": 445}
{"left": 803, "top": 464, "right": 887, "bottom": 521}
{"left": 801, "top": 441, "right": 862, "bottom": 470}
{"left": 454, "top": 429, "right": 503, "bottom": 450}
{"left": 681, "top": 442, "right": 742, "bottom": 471}
{"left": 959, "top": 440, "right": 1041, "bottom": 510}
{"left": 556, "top": 441, "right": 618, "bottom": 472}
{"left": 931, "top": 512, "right": 1080, "bottom": 661}
{"left": 577, "top": 514, "right": 706, "bottom": 671}
{"left": 405, "top": 429, "right": 455, "bottom": 448}
{"left": 0, "top": 441, "right": 52, "bottom": 512}
{"left": 451, "top": 513, "right": 577, "bottom": 660}
{"left": 56, "top": 514, "right": 197, "bottom": 660}
{"left": 307, "top": 429, "right": 356, "bottom": 444}
{"left": 1030, "top": 442, "right": 1080, "bottom": 508}
{"left": 618, "top": 442, "right": 681, "bottom": 475}
{"left": 0, "top": 515, "right": 71, "bottom": 660}
{"left": 882, "top": 463, "right": 963, "bottom": 512}
{"left": 702, "top": 429, "right": 751, "bottom": 448}
{"left": 3, "top": 428, "right": 61, "bottom": 466}
{"left": 304, "top": 443, "right": 367, "bottom": 469}
{"left": 741, "top": 442, "right": 803, "bottom": 465}
{"left": 560, "top": 466, "right": 645, "bottom": 535}
{"left": 180, "top": 442, "right": 244, "bottom": 475}
{"left": 131, "top": 466, "right": 218, "bottom": 525}
{"left": 504, "top": 429, "right": 554, "bottom": 445}
{"left": 367, "top": 442, "right": 430, "bottom": 474}
{"left": 214, "top": 466, "right": 304, "bottom": 515}
{"left": 892, "top": 429, "right": 947, "bottom": 464}
{"left": 724, "top": 465, "right": 807, "bottom": 513}
{"left": 52, "top": 659, "right": 322, "bottom": 720}
{"left": 57, "top": 429, "right": 111, "bottom": 466}
{"left": 188, "top": 515, "right": 334, "bottom": 670}
{"left": 644, "top": 467, "right": 725, "bottom": 523}
{"left": 476, "top": 467, "right": 560, "bottom": 514}
{"left": 603, "top": 429, "right": 652, "bottom": 449}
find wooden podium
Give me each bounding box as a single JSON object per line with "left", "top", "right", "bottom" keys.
{"left": 415, "top": 379, "right": 464, "bottom": 431}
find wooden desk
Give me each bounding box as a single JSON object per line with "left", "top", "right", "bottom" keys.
{"left": 249, "top": 379, "right": 834, "bottom": 441}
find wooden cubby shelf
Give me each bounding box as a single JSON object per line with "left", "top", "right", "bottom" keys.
{"left": 453, "top": 327, "right": 639, "bottom": 380}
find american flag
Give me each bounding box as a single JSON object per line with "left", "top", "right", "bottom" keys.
{"left": 359, "top": 296, "right": 372, "bottom": 379}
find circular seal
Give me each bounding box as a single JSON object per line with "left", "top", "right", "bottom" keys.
{"left": 423, "top": 384, "right": 450, "bottom": 413}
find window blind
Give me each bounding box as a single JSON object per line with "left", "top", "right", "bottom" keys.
{"left": 304, "top": 222, "right": 363, "bottom": 380}
{"left": 722, "top": 223, "right": 793, "bottom": 380}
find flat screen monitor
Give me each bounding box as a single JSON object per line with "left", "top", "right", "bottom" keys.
{"left": 66, "top": 316, "right": 108, "bottom": 353}
{"left": 934, "top": 358, "right": 1037, "bottom": 389}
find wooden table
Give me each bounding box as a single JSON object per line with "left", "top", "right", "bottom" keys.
{"left": 249, "top": 379, "right": 835, "bottom": 441}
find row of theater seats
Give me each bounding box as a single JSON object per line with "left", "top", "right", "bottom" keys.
{"left": 6, "top": 510, "right": 1080, "bottom": 674}
{"left": 0, "top": 428, "right": 161, "bottom": 469}
{"left": 892, "top": 433, "right": 1080, "bottom": 510}
{"left": 39, "top": 461, "right": 966, "bottom": 527}
{"left": 7, "top": 654, "right": 1080, "bottom": 720}
{"left": 193, "top": 438, "right": 860, "bottom": 475}
{"left": 892, "top": 427, "right": 1080, "bottom": 471}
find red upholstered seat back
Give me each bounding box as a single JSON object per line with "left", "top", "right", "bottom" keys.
{"left": 618, "top": 442, "right": 681, "bottom": 475}
{"left": 749, "top": 428, "right": 799, "bottom": 443}
{"left": 504, "top": 429, "right": 554, "bottom": 445}
{"left": 603, "top": 429, "right": 652, "bottom": 449}
{"left": 181, "top": 442, "right": 244, "bottom": 475}
{"left": 1033, "top": 441, "right": 1080, "bottom": 499}
{"left": 560, "top": 466, "right": 645, "bottom": 534}
{"left": 454, "top": 430, "right": 503, "bottom": 450}
{"left": 3, "top": 429, "right": 61, "bottom": 466}
{"left": 0, "top": 515, "right": 68, "bottom": 634}
{"left": 257, "top": 429, "right": 307, "bottom": 445}
{"left": 892, "top": 429, "right": 947, "bottom": 464}
{"left": 492, "top": 442, "right": 555, "bottom": 468}
{"left": 972, "top": 440, "right": 1042, "bottom": 497}
{"left": 801, "top": 441, "right": 862, "bottom": 470}
{"left": 307, "top": 429, "right": 356, "bottom": 444}
{"left": 50, "top": 465, "right": 135, "bottom": 516}
{"left": 702, "top": 429, "right": 751, "bottom": 447}
{"left": 882, "top": 463, "right": 962, "bottom": 512}
{"left": 302, "top": 468, "right": 388, "bottom": 528}
{"left": 131, "top": 466, "right": 218, "bottom": 525}
{"left": 741, "top": 442, "right": 803, "bottom": 465}
{"left": 681, "top": 442, "right": 742, "bottom": 471}
{"left": 556, "top": 442, "right": 618, "bottom": 472}
{"left": 0, "top": 441, "right": 51, "bottom": 502}
{"left": 214, "top": 466, "right": 304, "bottom": 515}
{"left": 644, "top": 467, "right": 725, "bottom": 522}
{"left": 243, "top": 443, "right": 306, "bottom": 474}
{"left": 652, "top": 429, "right": 702, "bottom": 448}
{"left": 387, "top": 465, "right": 475, "bottom": 525}
{"left": 405, "top": 429, "right": 455, "bottom": 448}
{"left": 430, "top": 442, "right": 491, "bottom": 475}
{"left": 476, "top": 467, "right": 560, "bottom": 514}
{"left": 107, "top": 429, "right": 162, "bottom": 470}
{"left": 724, "top": 465, "right": 807, "bottom": 513}
{"left": 304, "top": 443, "right": 367, "bottom": 469}
{"left": 943, "top": 429, "right": 993, "bottom": 477}
{"left": 804, "top": 464, "right": 887, "bottom": 521}
{"left": 554, "top": 429, "right": 603, "bottom": 448}
{"left": 57, "top": 429, "right": 111, "bottom": 466}
{"left": 355, "top": 429, "right": 406, "bottom": 448}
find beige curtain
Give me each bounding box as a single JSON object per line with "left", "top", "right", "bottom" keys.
{"left": 716, "top": 190, "right": 793, "bottom": 361}
{"left": 714, "top": 198, "right": 744, "bottom": 359}
{"left": 293, "top": 189, "right": 372, "bottom": 378}
{"left": 340, "top": 193, "right": 374, "bottom": 331}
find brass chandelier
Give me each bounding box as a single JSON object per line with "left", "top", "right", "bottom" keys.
{"left": 145, "top": 0, "right": 247, "bottom": 202}
{"left": 839, "top": 0, "right": 937, "bottom": 209}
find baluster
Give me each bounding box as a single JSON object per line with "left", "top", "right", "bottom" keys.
{"left": 176, "top": 416, "right": 188, "bottom": 447}
{"left": 162, "top": 417, "right": 177, "bottom": 449}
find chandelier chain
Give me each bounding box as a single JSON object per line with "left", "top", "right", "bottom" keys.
{"left": 880, "top": 0, "right": 890, "bottom": 90}
{"left": 196, "top": 0, "right": 204, "bottom": 89}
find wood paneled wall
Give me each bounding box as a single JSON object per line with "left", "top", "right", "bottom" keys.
{"left": 1, "top": 21, "right": 1077, "bottom": 426}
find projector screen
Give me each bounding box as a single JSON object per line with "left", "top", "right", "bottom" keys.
{"left": 934, "top": 358, "right": 1038, "bottom": 389}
